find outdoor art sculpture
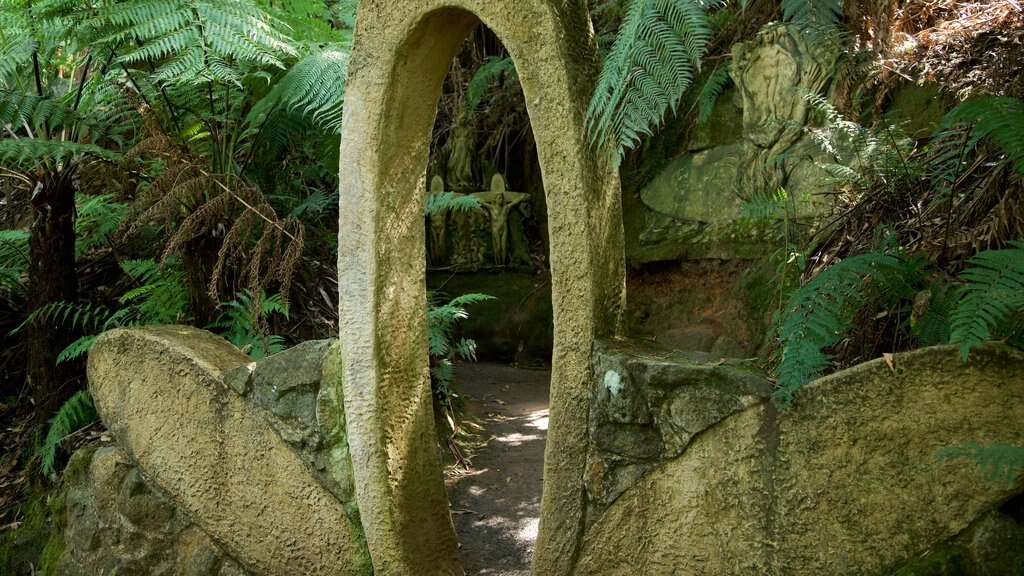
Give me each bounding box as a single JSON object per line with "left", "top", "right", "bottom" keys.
{"left": 635, "top": 23, "right": 838, "bottom": 262}
{"left": 447, "top": 109, "right": 475, "bottom": 190}
{"left": 427, "top": 175, "right": 458, "bottom": 266}
{"left": 472, "top": 174, "right": 529, "bottom": 265}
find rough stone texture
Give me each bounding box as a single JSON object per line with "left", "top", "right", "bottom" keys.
{"left": 585, "top": 340, "right": 770, "bottom": 522}
{"left": 338, "top": 2, "right": 624, "bottom": 575}
{"left": 60, "top": 445, "right": 250, "bottom": 576}
{"left": 633, "top": 24, "right": 838, "bottom": 263}
{"left": 224, "top": 340, "right": 359, "bottom": 509}
{"left": 574, "top": 344, "right": 1024, "bottom": 575}
{"left": 87, "top": 326, "right": 372, "bottom": 576}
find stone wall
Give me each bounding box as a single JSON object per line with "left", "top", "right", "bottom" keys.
{"left": 575, "top": 342, "right": 1024, "bottom": 575}
{"left": 78, "top": 327, "right": 372, "bottom": 576}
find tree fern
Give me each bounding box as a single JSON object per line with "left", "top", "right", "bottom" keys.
{"left": 247, "top": 44, "right": 349, "bottom": 133}
{"left": 936, "top": 442, "right": 1024, "bottom": 486}
{"left": 949, "top": 241, "right": 1024, "bottom": 360}
{"left": 98, "top": 0, "right": 295, "bottom": 86}
{"left": 774, "top": 251, "right": 925, "bottom": 406}
{"left": 40, "top": 390, "right": 97, "bottom": 478}
{"left": 587, "top": 0, "right": 722, "bottom": 162}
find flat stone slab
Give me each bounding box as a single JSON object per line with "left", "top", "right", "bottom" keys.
{"left": 575, "top": 344, "right": 1024, "bottom": 575}
{"left": 88, "top": 326, "right": 372, "bottom": 576}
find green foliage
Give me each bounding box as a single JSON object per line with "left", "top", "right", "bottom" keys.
{"left": 17, "top": 258, "right": 189, "bottom": 362}
{"left": 74, "top": 193, "right": 128, "bottom": 258}
{"left": 694, "top": 60, "right": 731, "bottom": 125}
{"left": 466, "top": 56, "right": 517, "bottom": 113}
{"left": 425, "top": 190, "right": 482, "bottom": 216}
{"left": 427, "top": 291, "right": 494, "bottom": 404}
{"left": 209, "top": 289, "right": 288, "bottom": 359}
{"left": 941, "top": 96, "right": 1024, "bottom": 178}
{"left": 587, "top": 0, "right": 722, "bottom": 161}
{"left": 936, "top": 442, "right": 1024, "bottom": 486}
{"left": 248, "top": 45, "right": 349, "bottom": 133}
{"left": 0, "top": 229, "right": 29, "bottom": 302}
{"left": 99, "top": 0, "right": 294, "bottom": 86}
{"left": 781, "top": 0, "right": 842, "bottom": 32}
{"left": 774, "top": 251, "right": 925, "bottom": 406}
{"left": 40, "top": 390, "right": 96, "bottom": 479}
{"left": 949, "top": 241, "right": 1024, "bottom": 359}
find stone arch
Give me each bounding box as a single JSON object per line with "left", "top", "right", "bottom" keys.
{"left": 336, "top": 2, "right": 625, "bottom": 574}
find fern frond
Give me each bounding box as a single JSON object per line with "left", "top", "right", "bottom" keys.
{"left": 587, "top": 0, "right": 721, "bottom": 162}
{"left": 57, "top": 335, "right": 98, "bottom": 363}
{"left": 466, "top": 56, "right": 517, "bottom": 113}
{"left": 40, "top": 390, "right": 97, "bottom": 478}
{"left": 694, "top": 61, "right": 731, "bottom": 125}
{"left": 941, "top": 97, "right": 1024, "bottom": 179}
{"left": 936, "top": 442, "right": 1024, "bottom": 486}
{"left": 774, "top": 252, "right": 925, "bottom": 406}
{"left": 248, "top": 45, "right": 348, "bottom": 132}
{"left": 949, "top": 241, "right": 1024, "bottom": 359}
{"left": 0, "top": 137, "right": 119, "bottom": 170}
{"left": 782, "top": 0, "right": 842, "bottom": 32}
{"left": 425, "top": 191, "right": 481, "bottom": 216}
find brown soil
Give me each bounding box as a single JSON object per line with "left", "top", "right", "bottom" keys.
{"left": 445, "top": 362, "right": 550, "bottom": 576}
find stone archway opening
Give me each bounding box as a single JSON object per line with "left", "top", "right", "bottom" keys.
{"left": 337, "top": 3, "right": 624, "bottom": 574}
{"left": 422, "top": 20, "right": 555, "bottom": 575}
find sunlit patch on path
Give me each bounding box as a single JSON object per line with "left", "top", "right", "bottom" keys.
{"left": 445, "top": 363, "right": 550, "bottom": 576}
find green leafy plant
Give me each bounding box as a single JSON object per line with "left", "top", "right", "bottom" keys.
{"left": 773, "top": 250, "right": 925, "bottom": 406}
{"left": 0, "top": 229, "right": 29, "bottom": 303}
{"left": 17, "top": 257, "right": 190, "bottom": 363}
{"left": 587, "top": 0, "right": 722, "bottom": 161}
{"left": 466, "top": 55, "right": 517, "bottom": 113}
{"left": 40, "top": 390, "right": 96, "bottom": 479}
{"left": 209, "top": 289, "right": 289, "bottom": 359}
{"left": 427, "top": 291, "right": 494, "bottom": 405}
{"left": 949, "top": 240, "right": 1024, "bottom": 359}
{"left": 936, "top": 442, "right": 1024, "bottom": 487}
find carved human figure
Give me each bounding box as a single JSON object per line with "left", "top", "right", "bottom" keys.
{"left": 471, "top": 173, "right": 529, "bottom": 265}
{"left": 427, "top": 175, "right": 453, "bottom": 266}
{"left": 446, "top": 108, "right": 475, "bottom": 189}
{"left": 730, "top": 23, "right": 837, "bottom": 197}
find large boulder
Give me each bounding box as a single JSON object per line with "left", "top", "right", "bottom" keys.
{"left": 60, "top": 445, "right": 249, "bottom": 576}
{"left": 86, "top": 326, "right": 372, "bottom": 576}
{"left": 574, "top": 344, "right": 1024, "bottom": 575}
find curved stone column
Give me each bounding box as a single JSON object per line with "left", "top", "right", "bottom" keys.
{"left": 337, "top": 2, "right": 624, "bottom": 574}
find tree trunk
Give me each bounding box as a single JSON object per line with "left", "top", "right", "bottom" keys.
{"left": 27, "top": 169, "right": 80, "bottom": 420}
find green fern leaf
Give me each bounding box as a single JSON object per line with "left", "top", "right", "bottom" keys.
{"left": 782, "top": 0, "right": 842, "bottom": 32}
{"left": 41, "top": 390, "right": 97, "bottom": 478}
{"left": 941, "top": 97, "right": 1024, "bottom": 179}
{"left": 587, "top": 0, "right": 721, "bottom": 162}
{"left": 936, "top": 442, "right": 1024, "bottom": 486}
{"left": 466, "top": 56, "right": 517, "bottom": 113}
{"left": 774, "top": 252, "right": 924, "bottom": 406}
{"left": 949, "top": 241, "right": 1024, "bottom": 359}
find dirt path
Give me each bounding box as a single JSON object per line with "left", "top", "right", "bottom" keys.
{"left": 445, "top": 363, "right": 551, "bottom": 576}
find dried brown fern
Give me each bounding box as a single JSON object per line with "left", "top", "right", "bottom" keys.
{"left": 120, "top": 127, "right": 305, "bottom": 314}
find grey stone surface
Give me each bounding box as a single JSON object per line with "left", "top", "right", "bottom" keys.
{"left": 585, "top": 339, "right": 771, "bottom": 519}
{"left": 87, "top": 326, "right": 372, "bottom": 576}
{"left": 60, "top": 446, "right": 250, "bottom": 576}
{"left": 575, "top": 343, "right": 1024, "bottom": 575}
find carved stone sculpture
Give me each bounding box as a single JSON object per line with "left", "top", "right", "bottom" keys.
{"left": 472, "top": 174, "right": 530, "bottom": 265}
{"left": 446, "top": 108, "right": 475, "bottom": 190}
{"left": 427, "top": 175, "right": 453, "bottom": 266}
